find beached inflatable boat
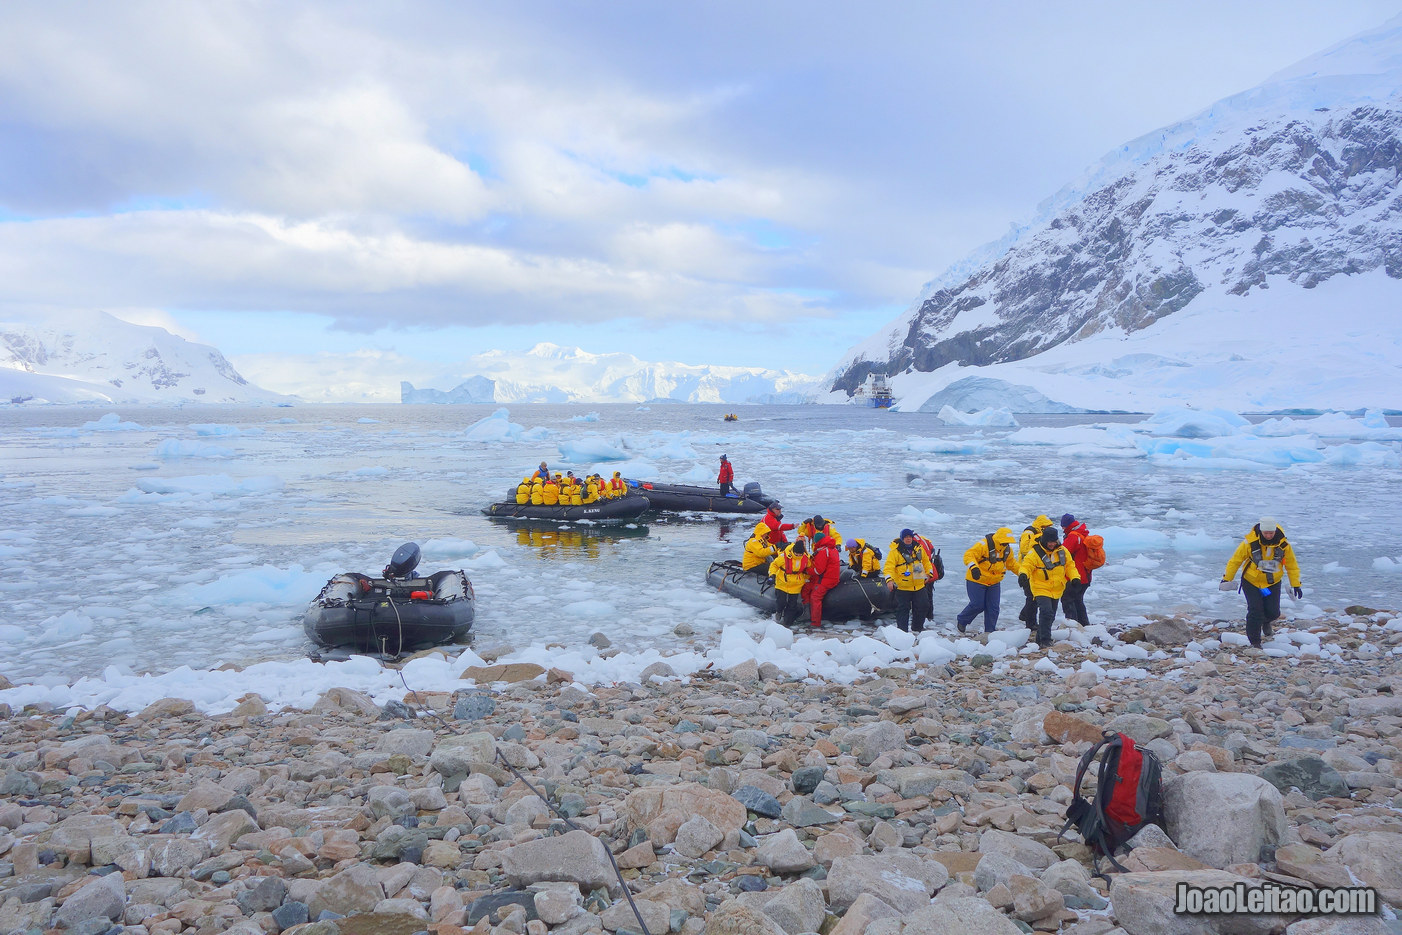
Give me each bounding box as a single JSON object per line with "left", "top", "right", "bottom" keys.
{"left": 704, "top": 560, "right": 895, "bottom": 622}
{"left": 482, "top": 493, "right": 650, "bottom": 522}
{"left": 631, "top": 480, "right": 776, "bottom": 514}
{"left": 305, "top": 544, "right": 475, "bottom": 653}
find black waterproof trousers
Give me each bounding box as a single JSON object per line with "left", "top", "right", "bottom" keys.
{"left": 1061, "top": 579, "right": 1089, "bottom": 626}
{"left": 774, "top": 590, "right": 804, "bottom": 627}
{"left": 1018, "top": 581, "right": 1037, "bottom": 626}
{"left": 1242, "top": 581, "right": 1281, "bottom": 647}
{"left": 1035, "top": 595, "right": 1059, "bottom": 646}
{"left": 893, "top": 589, "right": 915, "bottom": 632}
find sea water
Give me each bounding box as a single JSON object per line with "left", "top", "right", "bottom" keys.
{"left": 1, "top": 402, "right": 1399, "bottom": 688}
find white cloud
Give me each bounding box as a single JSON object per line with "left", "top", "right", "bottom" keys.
{"left": 0, "top": 1, "right": 1396, "bottom": 364}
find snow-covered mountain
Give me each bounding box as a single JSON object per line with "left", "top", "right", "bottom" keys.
{"left": 0, "top": 312, "right": 287, "bottom": 404}
{"left": 828, "top": 15, "right": 1402, "bottom": 413}
{"left": 403, "top": 343, "right": 819, "bottom": 404}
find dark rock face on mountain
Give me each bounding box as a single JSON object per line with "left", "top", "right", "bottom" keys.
{"left": 832, "top": 101, "right": 1402, "bottom": 395}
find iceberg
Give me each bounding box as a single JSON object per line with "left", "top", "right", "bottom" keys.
{"left": 463, "top": 408, "right": 524, "bottom": 441}
{"left": 935, "top": 405, "right": 1019, "bottom": 427}
{"left": 402, "top": 376, "right": 496, "bottom": 404}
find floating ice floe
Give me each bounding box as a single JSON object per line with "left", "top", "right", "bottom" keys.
{"left": 935, "top": 405, "right": 1019, "bottom": 427}
{"left": 82, "top": 413, "right": 144, "bottom": 432}
{"left": 568, "top": 412, "right": 600, "bottom": 422}
{"left": 190, "top": 423, "right": 244, "bottom": 437}
{"left": 1138, "top": 407, "right": 1250, "bottom": 438}
{"left": 156, "top": 439, "right": 235, "bottom": 460}
{"left": 907, "top": 436, "right": 989, "bottom": 455}
{"left": 558, "top": 435, "right": 630, "bottom": 462}
{"left": 464, "top": 408, "right": 527, "bottom": 442}
{"left": 898, "top": 505, "right": 954, "bottom": 525}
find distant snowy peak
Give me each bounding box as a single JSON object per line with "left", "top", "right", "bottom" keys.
{"left": 405, "top": 346, "right": 819, "bottom": 404}
{"left": 0, "top": 311, "right": 285, "bottom": 404}
{"left": 830, "top": 16, "right": 1402, "bottom": 399}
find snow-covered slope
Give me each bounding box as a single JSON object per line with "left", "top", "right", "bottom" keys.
{"left": 407, "top": 343, "right": 819, "bottom": 404}
{"left": 0, "top": 312, "right": 287, "bottom": 404}
{"left": 828, "top": 15, "right": 1402, "bottom": 412}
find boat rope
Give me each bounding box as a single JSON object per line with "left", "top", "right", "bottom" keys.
{"left": 394, "top": 668, "right": 653, "bottom": 935}
{"left": 851, "top": 575, "right": 881, "bottom": 615}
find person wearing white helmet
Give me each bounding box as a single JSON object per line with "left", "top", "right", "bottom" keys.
{"left": 1221, "top": 517, "right": 1302, "bottom": 649}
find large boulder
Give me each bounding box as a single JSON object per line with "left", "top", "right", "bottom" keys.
{"left": 827, "top": 853, "right": 947, "bottom": 912}
{"left": 1328, "top": 832, "right": 1402, "bottom": 907}
{"left": 430, "top": 731, "right": 498, "bottom": 777}
{"left": 899, "top": 896, "right": 1024, "bottom": 935}
{"left": 1259, "top": 757, "right": 1350, "bottom": 801}
{"left": 1108, "top": 870, "right": 1290, "bottom": 935}
{"left": 501, "top": 829, "right": 621, "bottom": 895}
{"left": 374, "top": 728, "right": 436, "bottom": 758}
{"left": 978, "top": 829, "right": 1058, "bottom": 870}
{"left": 621, "top": 782, "right": 747, "bottom": 846}
{"left": 843, "top": 722, "right": 907, "bottom": 765}
{"left": 829, "top": 892, "right": 901, "bottom": 935}
{"left": 43, "top": 814, "right": 125, "bottom": 865}
{"left": 307, "top": 864, "right": 385, "bottom": 919}
{"left": 703, "top": 899, "right": 788, "bottom": 935}
{"left": 756, "top": 829, "right": 815, "bottom": 874}
{"left": 760, "top": 878, "right": 825, "bottom": 935}
{"left": 53, "top": 873, "right": 126, "bottom": 929}
{"left": 1162, "top": 772, "right": 1287, "bottom": 868}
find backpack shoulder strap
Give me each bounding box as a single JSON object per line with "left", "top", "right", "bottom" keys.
{"left": 986, "top": 534, "right": 995, "bottom": 558}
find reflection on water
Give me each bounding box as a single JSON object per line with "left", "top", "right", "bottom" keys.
{"left": 510, "top": 522, "right": 651, "bottom": 560}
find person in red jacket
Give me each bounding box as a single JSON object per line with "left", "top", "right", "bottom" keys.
{"left": 757, "top": 502, "right": 794, "bottom": 546}
{"left": 1059, "top": 513, "right": 1091, "bottom": 626}
{"left": 804, "top": 534, "right": 842, "bottom": 627}
{"left": 717, "top": 454, "right": 735, "bottom": 497}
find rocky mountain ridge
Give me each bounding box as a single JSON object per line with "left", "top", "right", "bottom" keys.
{"left": 829, "top": 16, "right": 1402, "bottom": 406}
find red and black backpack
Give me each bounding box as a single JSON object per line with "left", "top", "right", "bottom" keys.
{"left": 1058, "top": 731, "right": 1165, "bottom": 876}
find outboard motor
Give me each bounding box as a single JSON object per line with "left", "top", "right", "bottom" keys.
{"left": 383, "top": 542, "right": 421, "bottom": 580}
{"left": 742, "top": 482, "right": 765, "bottom": 502}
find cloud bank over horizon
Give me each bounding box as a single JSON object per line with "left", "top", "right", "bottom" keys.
{"left": 2, "top": 1, "right": 1398, "bottom": 388}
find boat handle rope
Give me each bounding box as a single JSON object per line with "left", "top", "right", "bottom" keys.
{"left": 394, "top": 668, "right": 654, "bottom": 935}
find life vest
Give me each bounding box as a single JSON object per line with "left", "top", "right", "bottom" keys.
{"left": 1248, "top": 535, "right": 1289, "bottom": 584}
{"left": 784, "top": 551, "right": 810, "bottom": 576}
{"left": 985, "top": 534, "right": 1011, "bottom": 565}
{"left": 1034, "top": 543, "right": 1068, "bottom": 575}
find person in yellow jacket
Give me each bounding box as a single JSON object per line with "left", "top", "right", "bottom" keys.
{"left": 883, "top": 529, "right": 932, "bottom": 633}
{"left": 1018, "top": 525, "right": 1082, "bottom": 649}
{"left": 742, "top": 527, "right": 779, "bottom": 572}
{"left": 1016, "top": 515, "right": 1054, "bottom": 626}
{"left": 844, "top": 538, "right": 881, "bottom": 577}
{"left": 768, "top": 540, "right": 810, "bottom": 626}
{"left": 541, "top": 476, "right": 560, "bottom": 506}
{"left": 515, "top": 478, "right": 531, "bottom": 504}
{"left": 567, "top": 477, "right": 583, "bottom": 506}
{"left": 530, "top": 479, "right": 545, "bottom": 505}
{"left": 957, "top": 527, "right": 1018, "bottom": 635}
{"left": 799, "top": 516, "right": 841, "bottom": 550}
{"left": 1221, "top": 517, "right": 1302, "bottom": 648}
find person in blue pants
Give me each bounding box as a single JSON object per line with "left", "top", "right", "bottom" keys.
{"left": 957, "top": 528, "right": 1018, "bottom": 634}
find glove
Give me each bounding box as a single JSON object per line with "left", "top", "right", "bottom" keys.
{"left": 1218, "top": 579, "right": 1235, "bottom": 591}
{"left": 1292, "top": 586, "right": 1303, "bottom": 599}
{"left": 1018, "top": 574, "right": 1029, "bottom": 590}
{"left": 969, "top": 566, "right": 981, "bottom": 580}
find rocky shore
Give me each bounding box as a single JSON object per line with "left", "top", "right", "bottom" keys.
{"left": 2, "top": 608, "right": 1401, "bottom": 935}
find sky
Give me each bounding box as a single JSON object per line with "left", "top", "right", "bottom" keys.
{"left": 1, "top": 1, "right": 1398, "bottom": 396}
